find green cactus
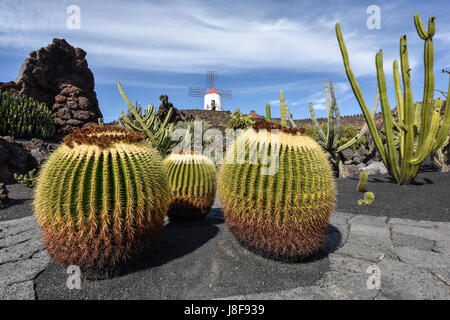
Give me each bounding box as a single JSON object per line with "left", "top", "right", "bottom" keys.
{"left": 356, "top": 171, "right": 368, "bottom": 193}
{"left": 0, "top": 91, "right": 55, "bottom": 138}
{"left": 432, "top": 136, "right": 450, "bottom": 172}
{"left": 279, "top": 90, "right": 288, "bottom": 127}
{"left": 164, "top": 153, "right": 216, "bottom": 220}
{"left": 33, "top": 125, "right": 170, "bottom": 273}
{"left": 118, "top": 81, "right": 175, "bottom": 156}
{"left": 265, "top": 104, "right": 271, "bottom": 122}
{"left": 266, "top": 92, "right": 296, "bottom": 128}
{"left": 336, "top": 14, "right": 450, "bottom": 184}
{"left": 358, "top": 192, "right": 375, "bottom": 206}
{"left": 309, "top": 78, "right": 379, "bottom": 172}
{"left": 14, "top": 169, "right": 38, "bottom": 188}
{"left": 228, "top": 108, "right": 254, "bottom": 130}
{"left": 218, "top": 121, "right": 336, "bottom": 260}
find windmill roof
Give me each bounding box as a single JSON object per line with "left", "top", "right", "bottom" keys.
{"left": 206, "top": 88, "right": 220, "bottom": 95}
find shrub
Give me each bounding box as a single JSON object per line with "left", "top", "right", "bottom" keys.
{"left": 228, "top": 108, "right": 254, "bottom": 130}
{"left": 0, "top": 90, "right": 55, "bottom": 138}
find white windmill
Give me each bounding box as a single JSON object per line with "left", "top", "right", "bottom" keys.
{"left": 188, "top": 71, "right": 232, "bottom": 111}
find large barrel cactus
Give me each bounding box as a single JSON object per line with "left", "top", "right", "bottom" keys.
{"left": 33, "top": 125, "right": 170, "bottom": 272}
{"left": 218, "top": 121, "right": 336, "bottom": 260}
{"left": 164, "top": 153, "right": 216, "bottom": 219}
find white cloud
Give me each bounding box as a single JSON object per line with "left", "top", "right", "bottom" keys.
{"left": 0, "top": 0, "right": 406, "bottom": 77}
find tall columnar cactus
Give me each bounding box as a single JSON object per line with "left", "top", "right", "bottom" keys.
{"left": 265, "top": 104, "right": 271, "bottom": 122}
{"left": 279, "top": 90, "right": 288, "bottom": 127}
{"left": 118, "top": 81, "right": 175, "bottom": 156}
{"left": 309, "top": 78, "right": 379, "bottom": 170}
{"left": 218, "top": 121, "right": 336, "bottom": 260}
{"left": 336, "top": 14, "right": 450, "bottom": 184}
{"left": 33, "top": 125, "right": 170, "bottom": 272}
{"left": 357, "top": 171, "right": 368, "bottom": 192}
{"left": 164, "top": 153, "right": 216, "bottom": 219}
{"left": 266, "top": 91, "right": 296, "bottom": 128}
{"left": 0, "top": 91, "right": 55, "bottom": 138}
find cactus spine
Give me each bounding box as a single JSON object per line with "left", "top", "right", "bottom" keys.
{"left": 309, "top": 78, "right": 379, "bottom": 171}
{"left": 164, "top": 153, "right": 216, "bottom": 219}
{"left": 218, "top": 121, "right": 336, "bottom": 260}
{"left": 118, "top": 81, "right": 175, "bottom": 156}
{"left": 34, "top": 126, "right": 170, "bottom": 272}
{"left": 336, "top": 14, "right": 450, "bottom": 184}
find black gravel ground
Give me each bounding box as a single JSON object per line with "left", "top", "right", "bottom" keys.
{"left": 336, "top": 170, "right": 450, "bottom": 222}
{"left": 35, "top": 203, "right": 340, "bottom": 300}
{"left": 2, "top": 167, "right": 449, "bottom": 223}
{"left": 0, "top": 184, "right": 34, "bottom": 221}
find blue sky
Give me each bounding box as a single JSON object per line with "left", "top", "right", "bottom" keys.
{"left": 1, "top": 0, "right": 450, "bottom": 122}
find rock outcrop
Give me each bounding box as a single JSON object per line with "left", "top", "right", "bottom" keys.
{"left": 24, "top": 139, "right": 56, "bottom": 166}
{"left": 0, "top": 38, "right": 102, "bottom": 135}
{"left": 0, "top": 137, "right": 38, "bottom": 183}
{"left": 156, "top": 95, "right": 184, "bottom": 124}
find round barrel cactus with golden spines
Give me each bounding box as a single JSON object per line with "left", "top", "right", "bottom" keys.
{"left": 218, "top": 121, "right": 336, "bottom": 260}
{"left": 164, "top": 153, "right": 216, "bottom": 219}
{"left": 33, "top": 125, "right": 170, "bottom": 272}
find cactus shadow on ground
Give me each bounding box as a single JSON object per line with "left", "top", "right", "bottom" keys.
{"left": 117, "top": 217, "right": 221, "bottom": 277}
{"left": 35, "top": 206, "right": 342, "bottom": 299}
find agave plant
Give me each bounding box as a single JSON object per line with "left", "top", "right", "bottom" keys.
{"left": 118, "top": 81, "right": 176, "bottom": 156}
{"left": 309, "top": 77, "right": 379, "bottom": 173}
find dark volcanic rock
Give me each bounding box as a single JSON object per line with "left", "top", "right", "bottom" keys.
{"left": 0, "top": 136, "right": 38, "bottom": 183}
{"left": 24, "top": 138, "right": 56, "bottom": 166}
{"left": 0, "top": 182, "right": 8, "bottom": 209}
{"left": 0, "top": 38, "right": 102, "bottom": 135}
{"left": 156, "top": 94, "right": 184, "bottom": 124}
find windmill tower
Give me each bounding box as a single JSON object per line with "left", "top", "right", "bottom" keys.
{"left": 188, "top": 71, "right": 232, "bottom": 111}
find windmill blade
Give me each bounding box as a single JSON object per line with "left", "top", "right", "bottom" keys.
{"left": 217, "top": 89, "right": 232, "bottom": 100}
{"left": 188, "top": 86, "right": 206, "bottom": 97}
{"left": 206, "top": 71, "right": 217, "bottom": 89}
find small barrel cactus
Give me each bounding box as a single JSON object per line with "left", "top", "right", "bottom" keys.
{"left": 356, "top": 171, "right": 368, "bottom": 192}
{"left": 33, "top": 125, "right": 170, "bottom": 272}
{"left": 164, "top": 153, "right": 216, "bottom": 219}
{"left": 358, "top": 191, "right": 375, "bottom": 205}
{"left": 218, "top": 121, "right": 336, "bottom": 260}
